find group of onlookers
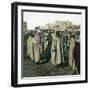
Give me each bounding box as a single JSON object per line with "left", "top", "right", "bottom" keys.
{"left": 26, "top": 29, "right": 80, "bottom": 73}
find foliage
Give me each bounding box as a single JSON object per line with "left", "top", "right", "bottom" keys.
{"left": 45, "top": 20, "right": 80, "bottom": 31}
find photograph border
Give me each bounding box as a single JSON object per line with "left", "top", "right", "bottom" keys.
{"left": 11, "top": 2, "right": 88, "bottom": 87}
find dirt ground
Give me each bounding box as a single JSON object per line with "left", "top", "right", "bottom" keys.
{"left": 22, "top": 57, "right": 79, "bottom": 77}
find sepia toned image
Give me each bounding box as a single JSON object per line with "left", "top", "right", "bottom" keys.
{"left": 21, "top": 10, "right": 81, "bottom": 78}
{"left": 11, "top": 2, "right": 87, "bottom": 87}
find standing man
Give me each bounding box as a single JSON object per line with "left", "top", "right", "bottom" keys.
{"left": 55, "top": 31, "right": 62, "bottom": 66}
{"left": 69, "top": 33, "right": 75, "bottom": 70}
{"left": 51, "top": 32, "right": 57, "bottom": 65}
{"left": 33, "top": 30, "right": 40, "bottom": 64}
{"left": 27, "top": 33, "right": 34, "bottom": 60}
{"left": 60, "top": 32, "right": 65, "bottom": 63}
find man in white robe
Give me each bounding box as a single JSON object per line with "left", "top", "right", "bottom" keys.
{"left": 33, "top": 31, "right": 40, "bottom": 63}
{"left": 27, "top": 35, "right": 34, "bottom": 60}
{"left": 56, "top": 36, "right": 61, "bottom": 65}
{"left": 51, "top": 31, "right": 61, "bottom": 66}
{"left": 51, "top": 33, "right": 57, "bottom": 65}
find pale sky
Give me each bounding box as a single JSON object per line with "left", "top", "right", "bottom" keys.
{"left": 23, "top": 12, "right": 81, "bottom": 30}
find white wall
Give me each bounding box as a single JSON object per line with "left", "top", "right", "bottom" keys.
{"left": 0, "top": 0, "right": 89, "bottom": 89}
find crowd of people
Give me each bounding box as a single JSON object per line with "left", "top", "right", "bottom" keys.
{"left": 26, "top": 29, "right": 80, "bottom": 73}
